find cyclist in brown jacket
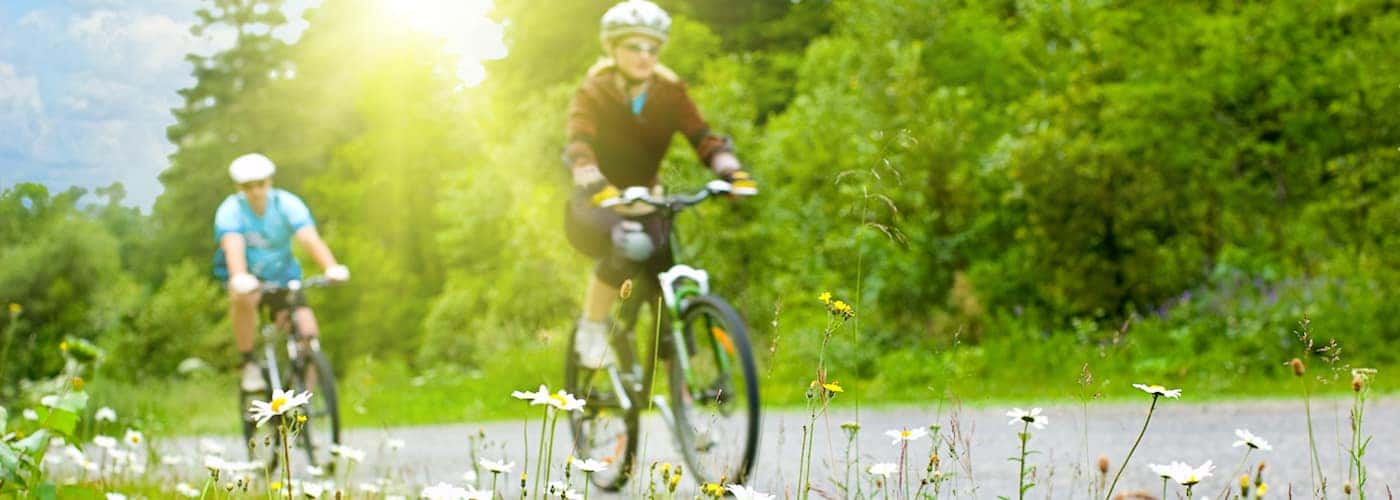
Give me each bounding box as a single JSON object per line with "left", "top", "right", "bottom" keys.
{"left": 564, "top": 0, "right": 751, "bottom": 369}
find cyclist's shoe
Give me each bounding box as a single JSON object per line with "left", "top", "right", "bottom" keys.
{"left": 240, "top": 361, "right": 267, "bottom": 393}
{"left": 574, "top": 319, "right": 616, "bottom": 370}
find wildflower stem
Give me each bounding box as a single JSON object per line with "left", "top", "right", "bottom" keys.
{"left": 1160, "top": 477, "right": 1166, "bottom": 500}
{"left": 280, "top": 420, "right": 292, "bottom": 500}
{"left": 491, "top": 472, "right": 499, "bottom": 499}
{"left": 1218, "top": 448, "right": 1252, "bottom": 500}
{"left": 1301, "top": 376, "right": 1324, "bottom": 496}
{"left": 533, "top": 409, "right": 548, "bottom": 500}
{"left": 543, "top": 410, "right": 560, "bottom": 498}
{"left": 1017, "top": 422, "right": 1030, "bottom": 500}
{"left": 1103, "top": 395, "right": 1159, "bottom": 500}
{"left": 583, "top": 472, "right": 592, "bottom": 500}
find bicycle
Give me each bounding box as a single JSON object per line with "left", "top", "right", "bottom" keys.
{"left": 565, "top": 179, "right": 762, "bottom": 490}
{"left": 238, "top": 275, "right": 342, "bottom": 473}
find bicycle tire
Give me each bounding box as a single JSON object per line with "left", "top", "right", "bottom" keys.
{"left": 292, "top": 349, "right": 340, "bottom": 472}
{"left": 565, "top": 324, "right": 639, "bottom": 491}
{"left": 668, "top": 294, "right": 761, "bottom": 486}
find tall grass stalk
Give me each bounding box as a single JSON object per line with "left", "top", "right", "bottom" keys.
{"left": 1348, "top": 369, "right": 1376, "bottom": 499}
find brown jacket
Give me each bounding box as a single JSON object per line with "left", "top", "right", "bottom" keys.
{"left": 565, "top": 64, "right": 731, "bottom": 188}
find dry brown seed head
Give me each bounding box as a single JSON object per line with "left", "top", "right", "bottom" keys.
{"left": 1289, "top": 358, "right": 1305, "bottom": 377}
{"left": 1097, "top": 455, "right": 1110, "bottom": 475}
{"left": 1344, "top": 483, "right": 1353, "bottom": 494}
{"left": 1352, "top": 373, "right": 1364, "bottom": 392}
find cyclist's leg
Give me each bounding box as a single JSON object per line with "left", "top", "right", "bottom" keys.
{"left": 230, "top": 287, "right": 262, "bottom": 352}
{"left": 229, "top": 287, "right": 264, "bottom": 391}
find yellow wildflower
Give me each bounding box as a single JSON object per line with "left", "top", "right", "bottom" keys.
{"left": 296, "top": 415, "right": 307, "bottom": 423}
{"left": 270, "top": 482, "right": 282, "bottom": 491}
{"left": 823, "top": 381, "right": 844, "bottom": 393}
{"left": 72, "top": 377, "right": 85, "bottom": 391}
{"left": 60, "top": 341, "right": 69, "bottom": 352}
{"left": 818, "top": 292, "right": 832, "bottom": 305}
{"left": 7, "top": 303, "right": 19, "bottom": 315}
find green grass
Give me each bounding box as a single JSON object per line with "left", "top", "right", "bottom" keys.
{"left": 88, "top": 323, "right": 1397, "bottom": 437}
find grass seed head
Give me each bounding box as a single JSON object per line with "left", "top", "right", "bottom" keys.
{"left": 1289, "top": 358, "right": 1305, "bottom": 377}
{"left": 1097, "top": 454, "right": 1109, "bottom": 475}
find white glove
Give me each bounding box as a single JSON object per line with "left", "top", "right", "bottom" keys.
{"left": 710, "top": 152, "right": 741, "bottom": 176}
{"left": 229, "top": 273, "right": 260, "bottom": 295}
{"left": 325, "top": 265, "right": 350, "bottom": 282}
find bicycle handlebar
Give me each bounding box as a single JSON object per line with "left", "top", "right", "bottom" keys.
{"left": 258, "top": 275, "right": 335, "bottom": 294}
{"left": 597, "top": 179, "right": 758, "bottom": 211}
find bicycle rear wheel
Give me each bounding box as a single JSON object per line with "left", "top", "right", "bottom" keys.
{"left": 668, "top": 294, "right": 760, "bottom": 486}
{"left": 292, "top": 348, "right": 340, "bottom": 472}
{"left": 565, "top": 324, "right": 638, "bottom": 491}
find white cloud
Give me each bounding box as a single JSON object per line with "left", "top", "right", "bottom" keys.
{"left": 66, "top": 10, "right": 234, "bottom": 76}
{"left": 0, "top": 63, "right": 50, "bottom": 156}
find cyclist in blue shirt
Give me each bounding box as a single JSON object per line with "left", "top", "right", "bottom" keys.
{"left": 214, "top": 153, "right": 349, "bottom": 392}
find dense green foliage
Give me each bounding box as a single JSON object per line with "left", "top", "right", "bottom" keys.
{"left": 3, "top": 0, "right": 1398, "bottom": 412}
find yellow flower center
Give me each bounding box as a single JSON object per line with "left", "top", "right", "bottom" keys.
{"left": 271, "top": 397, "right": 287, "bottom": 413}
{"left": 550, "top": 394, "right": 566, "bottom": 406}
{"left": 901, "top": 430, "right": 911, "bottom": 438}
{"left": 1148, "top": 385, "right": 1165, "bottom": 393}
{"left": 131, "top": 436, "right": 141, "bottom": 444}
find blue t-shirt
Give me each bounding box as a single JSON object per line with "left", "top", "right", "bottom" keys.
{"left": 212, "top": 189, "right": 315, "bottom": 284}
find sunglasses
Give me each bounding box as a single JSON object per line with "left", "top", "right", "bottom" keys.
{"left": 238, "top": 179, "right": 270, "bottom": 190}
{"left": 619, "top": 42, "right": 661, "bottom": 56}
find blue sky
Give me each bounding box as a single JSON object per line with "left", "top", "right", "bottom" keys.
{"left": 0, "top": 0, "right": 317, "bottom": 209}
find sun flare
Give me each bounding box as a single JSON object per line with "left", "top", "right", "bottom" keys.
{"left": 380, "top": 0, "right": 507, "bottom": 85}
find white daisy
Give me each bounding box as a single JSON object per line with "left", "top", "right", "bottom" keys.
{"left": 480, "top": 458, "right": 515, "bottom": 474}
{"left": 247, "top": 389, "right": 313, "bottom": 427}
{"left": 571, "top": 457, "right": 608, "bottom": 473}
{"left": 175, "top": 482, "right": 201, "bottom": 498}
{"left": 123, "top": 429, "right": 144, "bottom": 447}
{"left": 40, "top": 395, "right": 58, "bottom": 408}
{"left": 545, "top": 481, "right": 583, "bottom": 500}
{"left": 547, "top": 391, "right": 586, "bottom": 412}
{"left": 511, "top": 385, "right": 552, "bottom": 405}
{"left": 306, "top": 464, "right": 325, "bottom": 477}
{"left": 359, "top": 483, "right": 382, "bottom": 494}
{"left": 869, "top": 462, "right": 898, "bottom": 478}
{"left": 884, "top": 427, "right": 928, "bottom": 445}
{"left": 1005, "top": 408, "right": 1049, "bottom": 429}
{"left": 105, "top": 493, "right": 127, "bottom": 500}
{"left": 1232, "top": 429, "right": 1272, "bottom": 451}
{"left": 1148, "top": 463, "right": 1174, "bottom": 478}
{"left": 95, "top": 406, "right": 117, "bottom": 422}
{"left": 386, "top": 438, "right": 406, "bottom": 451}
{"left": 462, "top": 469, "right": 477, "bottom": 483}
{"left": 1164, "top": 460, "right": 1214, "bottom": 486}
{"left": 726, "top": 484, "right": 775, "bottom": 500}
{"left": 330, "top": 444, "right": 367, "bottom": 463}
{"left": 93, "top": 435, "right": 118, "bottom": 450}
{"left": 304, "top": 481, "right": 325, "bottom": 498}
{"left": 1132, "top": 383, "right": 1182, "bottom": 399}
{"left": 420, "top": 482, "right": 471, "bottom": 499}
{"left": 22, "top": 409, "right": 38, "bottom": 421}
{"left": 199, "top": 438, "right": 226, "bottom": 455}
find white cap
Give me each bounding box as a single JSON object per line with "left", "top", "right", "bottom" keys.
{"left": 229, "top": 153, "right": 276, "bottom": 183}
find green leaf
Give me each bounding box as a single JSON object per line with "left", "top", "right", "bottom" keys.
{"left": 32, "top": 481, "right": 58, "bottom": 500}
{"left": 15, "top": 429, "right": 50, "bottom": 457}
{"left": 0, "top": 442, "right": 26, "bottom": 487}
{"left": 56, "top": 485, "right": 102, "bottom": 500}
{"left": 54, "top": 392, "right": 88, "bottom": 413}
{"left": 40, "top": 409, "right": 79, "bottom": 437}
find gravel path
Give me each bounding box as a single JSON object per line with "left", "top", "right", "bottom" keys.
{"left": 187, "top": 396, "right": 1398, "bottom": 498}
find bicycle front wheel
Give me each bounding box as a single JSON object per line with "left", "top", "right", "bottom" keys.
{"left": 565, "top": 324, "right": 639, "bottom": 491}
{"left": 668, "top": 294, "right": 760, "bottom": 486}
{"left": 292, "top": 349, "right": 340, "bottom": 471}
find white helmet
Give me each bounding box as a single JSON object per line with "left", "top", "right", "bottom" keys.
{"left": 228, "top": 153, "right": 276, "bottom": 183}
{"left": 600, "top": 0, "right": 670, "bottom": 47}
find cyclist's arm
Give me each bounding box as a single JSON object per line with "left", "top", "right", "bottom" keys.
{"left": 220, "top": 233, "right": 251, "bottom": 278}
{"left": 293, "top": 226, "right": 340, "bottom": 271}
{"left": 565, "top": 84, "right": 605, "bottom": 188}
{"left": 672, "top": 81, "right": 736, "bottom": 174}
